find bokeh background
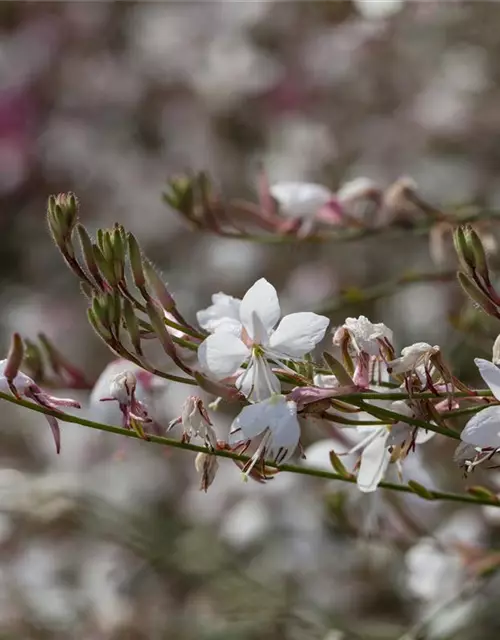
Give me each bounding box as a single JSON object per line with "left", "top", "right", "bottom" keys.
{"left": 3, "top": 1, "right": 500, "bottom": 638}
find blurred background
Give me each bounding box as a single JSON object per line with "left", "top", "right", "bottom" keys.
{"left": 3, "top": 1, "right": 500, "bottom": 638}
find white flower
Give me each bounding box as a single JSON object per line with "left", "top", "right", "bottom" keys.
{"left": 351, "top": 399, "right": 433, "bottom": 493}
{"left": 342, "top": 316, "right": 393, "bottom": 356}
{"left": 229, "top": 394, "right": 301, "bottom": 470}
{"left": 196, "top": 292, "right": 242, "bottom": 335}
{"left": 336, "top": 177, "right": 379, "bottom": 204}
{"left": 387, "top": 342, "right": 440, "bottom": 375}
{"left": 169, "top": 395, "right": 217, "bottom": 449}
{"left": 461, "top": 358, "right": 500, "bottom": 449}
{"left": 270, "top": 181, "right": 334, "bottom": 218}
{"left": 198, "top": 278, "right": 329, "bottom": 402}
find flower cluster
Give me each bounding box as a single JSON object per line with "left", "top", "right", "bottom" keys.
{"left": 2, "top": 191, "right": 500, "bottom": 510}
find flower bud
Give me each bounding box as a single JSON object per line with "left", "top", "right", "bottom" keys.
{"left": 77, "top": 225, "right": 103, "bottom": 288}
{"left": 466, "top": 226, "right": 490, "bottom": 284}
{"left": 194, "top": 452, "right": 219, "bottom": 492}
{"left": 163, "top": 175, "right": 195, "bottom": 217}
{"left": 143, "top": 260, "right": 176, "bottom": 311}
{"left": 93, "top": 243, "right": 118, "bottom": 287}
{"left": 457, "top": 272, "right": 500, "bottom": 319}
{"left": 123, "top": 298, "right": 142, "bottom": 355}
{"left": 4, "top": 333, "right": 24, "bottom": 395}
{"left": 453, "top": 226, "right": 476, "bottom": 275}
{"left": 146, "top": 300, "right": 178, "bottom": 361}
{"left": 127, "top": 232, "right": 146, "bottom": 289}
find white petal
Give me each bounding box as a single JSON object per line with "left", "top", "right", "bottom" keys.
{"left": 270, "top": 182, "right": 333, "bottom": 218}
{"left": 357, "top": 429, "right": 391, "bottom": 493}
{"left": 386, "top": 423, "right": 413, "bottom": 447}
{"left": 269, "top": 312, "right": 330, "bottom": 357}
{"left": 415, "top": 428, "right": 436, "bottom": 444}
{"left": 475, "top": 358, "right": 500, "bottom": 400}
{"left": 236, "top": 356, "right": 280, "bottom": 402}
{"left": 240, "top": 278, "right": 280, "bottom": 341}
{"left": 0, "top": 359, "right": 34, "bottom": 394}
{"left": 461, "top": 405, "right": 500, "bottom": 448}
{"left": 196, "top": 292, "right": 242, "bottom": 334}
{"left": 197, "top": 333, "right": 249, "bottom": 380}
{"left": 229, "top": 394, "right": 291, "bottom": 442}
{"left": 267, "top": 400, "right": 301, "bottom": 462}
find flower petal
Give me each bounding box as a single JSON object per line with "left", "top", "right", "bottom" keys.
{"left": 196, "top": 293, "right": 242, "bottom": 334}
{"left": 229, "top": 395, "right": 300, "bottom": 462}
{"left": 269, "top": 312, "right": 330, "bottom": 357}
{"left": 240, "top": 278, "right": 280, "bottom": 341}
{"left": 270, "top": 182, "right": 333, "bottom": 218}
{"left": 236, "top": 355, "right": 280, "bottom": 402}
{"left": 197, "top": 333, "right": 249, "bottom": 380}
{"left": 461, "top": 405, "right": 500, "bottom": 448}
{"left": 357, "top": 428, "right": 391, "bottom": 493}
{"left": 475, "top": 358, "right": 500, "bottom": 401}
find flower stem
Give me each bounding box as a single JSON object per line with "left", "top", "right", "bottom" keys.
{"left": 0, "top": 391, "right": 496, "bottom": 508}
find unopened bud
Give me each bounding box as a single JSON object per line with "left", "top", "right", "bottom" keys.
{"left": 123, "top": 298, "right": 142, "bottom": 355}
{"left": 143, "top": 261, "right": 176, "bottom": 311}
{"left": 457, "top": 272, "right": 500, "bottom": 319}
{"left": 466, "top": 226, "right": 490, "bottom": 284}
{"left": 47, "top": 193, "right": 79, "bottom": 249}
{"left": 23, "top": 339, "right": 44, "bottom": 381}
{"left": 453, "top": 226, "right": 476, "bottom": 274}
{"left": 93, "top": 243, "right": 118, "bottom": 287}
{"left": 146, "top": 300, "right": 178, "bottom": 360}
{"left": 127, "top": 233, "right": 146, "bottom": 289}
{"left": 5, "top": 333, "right": 24, "bottom": 394}
{"left": 163, "top": 175, "right": 195, "bottom": 217}
{"left": 87, "top": 307, "right": 112, "bottom": 341}
{"left": 77, "top": 225, "right": 102, "bottom": 287}
{"left": 194, "top": 452, "right": 219, "bottom": 492}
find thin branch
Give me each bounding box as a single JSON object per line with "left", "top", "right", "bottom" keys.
{"left": 203, "top": 209, "right": 500, "bottom": 245}
{"left": 0, "top": 391, "right": 498, "bottom": 509}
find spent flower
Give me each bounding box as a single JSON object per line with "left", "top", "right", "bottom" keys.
{"left": 0, "top": 359, "right": 81, "bottom": 454}
{"left": 169, "top": 395, "right": 217, "bottom": 449}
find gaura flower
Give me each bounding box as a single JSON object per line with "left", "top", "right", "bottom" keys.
{"left": 197, "top": 278, "right": 329, "bottom": 402}
{"left": 387, "top": 342, "right": 440, "bottom": 375}
{"left": 196, "top": 292, "right": 242, "bottom": 335}
{"left": 270, "top": 181, "right": 336, "bottom": 219}
{"left": 229, "top": 394, "right": 301, "bottom": 472}
{"left": 349, "top": 399, "right": 434, "bottom": 493}
{"left": 335, "top": 316, "right": 393, "bottom": 387}
{"left": 460, "top": 358, "right": 500, "bottom": 450}
{"left": 0, "top": 359, "right": 80, "bottom": 454}
{"left": 169, "top": 395, "right": 217, "bottom": 449}
{"left": 341, "top": 316, "right": 393, "bottom": 357}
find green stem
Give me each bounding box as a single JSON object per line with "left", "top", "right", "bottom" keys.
{"left": 354, "top": 399, "right": 461, "bottom": 440}
{"left": 0, "top": 391, "right": 496, "bottom": 508}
